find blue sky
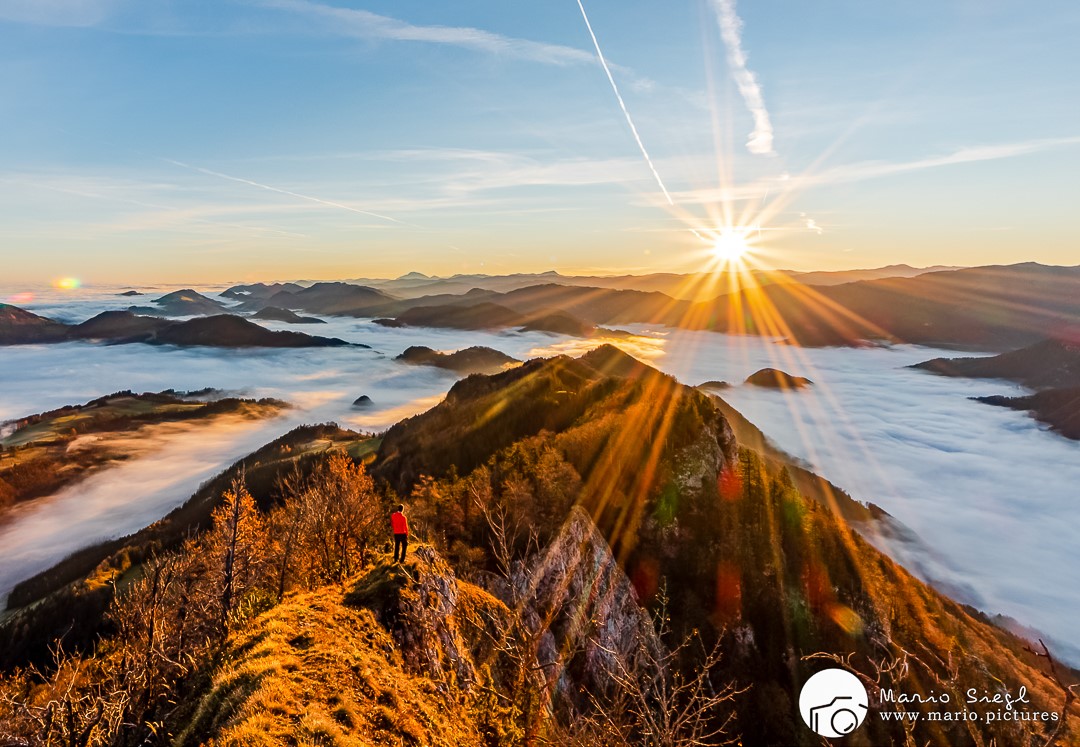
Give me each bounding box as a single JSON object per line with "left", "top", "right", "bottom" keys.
{"left": 1, "top": 0, "right": 1078, "bottom": 283}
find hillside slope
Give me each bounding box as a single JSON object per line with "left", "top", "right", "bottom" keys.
{"left": 372, "top": 345, "right": 1077, "bottom": 745}
{"left": 914, "top": 338, "right": 1080, "bottom": 389}
{"left": 687, "top": 263, "right": 1080, "bottom": 348}
{"left": 0, "top": 303, "right": 69, "bottom": 344}
{"left": 0, "top": 307, "right": 350, "bottom": 347}
{"left": 2, "top": 347, "right": 1076, "bottom": 746}
{"left": 173, "top": 561, "right": 498, "bottom": 746}
{"left": 976, "top": 387, "right": 1080, "bottom": 440}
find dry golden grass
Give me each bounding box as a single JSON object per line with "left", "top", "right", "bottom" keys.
{"left": 174, "top": 585, "right": 486, "bottom": 747}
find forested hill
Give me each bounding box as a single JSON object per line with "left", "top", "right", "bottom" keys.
{"left": 372, "top": 344, "right": 1076, "bottom": 745}
{"left": 1, "top": 346, "right": 1075, "bottom": 746}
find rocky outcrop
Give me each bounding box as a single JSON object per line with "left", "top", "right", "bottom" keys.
{"left": 345, "top": 547, "right": 512, "bottom": 693}
{"left": 506, "top": 506, "right": 662, "bottom": 713}
{"left": 345, "top": 511, "right": 663, "bottom": 717}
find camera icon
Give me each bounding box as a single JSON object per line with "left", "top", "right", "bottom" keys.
{"left": 799, "top": 668, "right": 870, "bottom": 738}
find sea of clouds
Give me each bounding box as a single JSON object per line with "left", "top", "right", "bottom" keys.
{"left": 2, "top": 285, "right": 1078, "bottom": 661}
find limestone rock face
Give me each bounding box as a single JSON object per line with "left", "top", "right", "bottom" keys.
{"left": 508, "top": 506, "right": 663, "bottom": 713}
{"left": 673, "top": 407, "right": 736, "bottom": 495}
{"left": 345, "top": 546, "right": 511, "bottom": 693}
{"left": 347, "top": 511, "right": 664, "bottom": 718}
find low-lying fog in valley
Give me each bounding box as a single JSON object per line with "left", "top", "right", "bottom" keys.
{"left": 3, "top": 285, "right": 1079, "bottom": 663}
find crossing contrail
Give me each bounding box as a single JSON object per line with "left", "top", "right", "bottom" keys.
{"left": 575, "top": 0, "right": 675, "bottom": 206}
{"left": 163, "top": 158, "right": 404, "bottom": 224}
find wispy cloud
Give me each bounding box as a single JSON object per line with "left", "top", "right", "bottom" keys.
{"left": 0, "top": 149, "right": 664, "bottom": 244}
{"left": 674, "top": 135, "right": 1080, "bottom": 204}
{"left": 162, "top": 158, "right": 404, "bottom": 225}
{"left": 710, "top": 0, "right": 775, "bottom": 156}
{"left": 214, "top": 147, "right": 661, "bottom": 198}
{"left": 807, "top": 135, "right": 1080, "bottom": 184}
{"left": 0, "top": 172, "right": 314, "bottom": 240}
{"left": 262, "top": 0, "right": 598, "bottom": 67}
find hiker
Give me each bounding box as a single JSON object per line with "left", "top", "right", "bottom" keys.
{"left": 391, "top": 504, "right": 409, "bottom": 562}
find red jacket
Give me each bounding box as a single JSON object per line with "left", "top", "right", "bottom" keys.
{"left": 391, "top": 511, "right": 408, "bottom": 535}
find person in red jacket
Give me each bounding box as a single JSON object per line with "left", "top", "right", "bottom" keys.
{"left": 390, "top": 504, "right": 409, "bottom": 562}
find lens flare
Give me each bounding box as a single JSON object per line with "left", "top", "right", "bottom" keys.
{"left": 7, "top": 292, "right": 35, "bottom": 304}
{"left": 53, "top": 277, "right": 81, "bottom": 290}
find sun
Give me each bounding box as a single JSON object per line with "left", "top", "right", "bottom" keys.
{"left": 710, "top": 229, "right": 751, "bottom": 262}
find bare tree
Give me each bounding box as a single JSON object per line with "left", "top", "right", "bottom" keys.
{"left": 478, "top": 496, "right": 548, "bottom": 741}
{"left": 203, "top": 474, "right": 268, "bottom": 634}
{"left": 1023, "top": 639, "right": 1077, "bottom": 747}
{"left": 108, "top": 550, "right": 199, "bottom": 737}
{"left": 269, "top": 466, "right": 309, "bottom": 599}
{"left": 0, "top": 646, "right": 125, "bottom": 747}
{"left": 573, "top": 589, "right": 741, "bottom": 747}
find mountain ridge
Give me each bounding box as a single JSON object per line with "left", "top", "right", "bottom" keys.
{"left": 1, "top": 345, "right": 1076, "bottom": 745}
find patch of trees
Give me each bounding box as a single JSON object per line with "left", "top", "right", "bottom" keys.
{"left": 0, "top": 456, "right": 71, "bottom": 507}
{"left": 0, "top": 425, "right": 368, "bottom": 671}
{"left": 0, "top": 453, "right": 386, "bottom": 746}
{"left": 6, "top": 394, "right": 284, "bottom": 447}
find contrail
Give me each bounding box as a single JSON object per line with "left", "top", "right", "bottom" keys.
{"left": 575, "top": 0, "right": 675, "bottom": 206}
{"left": 711, "top": 0, "right": 774, "bottom": 156}
{"left": 163, "top": 158, "right": 404, "bottom": 224}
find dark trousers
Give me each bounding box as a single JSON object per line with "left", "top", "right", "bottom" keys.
{"left": 393, "top": 533, "right": 408, "bottom": 562}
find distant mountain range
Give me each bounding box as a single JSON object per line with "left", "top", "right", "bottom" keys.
{"left": 976, "top": 388, "right": 1080, "bottom": 440}
{"left": 0, "top": 307, "right": 350, "bottom": 348}
{"left": 6, "top": 261, "right": 1077, "bottom": 352}
{"left": 914, "top": 338, "right": 1080, "bottom": 439}
{"left": 229, "top": 262, "right": 1080, "bottom": 350}
{"left": 914, "top": 338, "right": 1080, "bottom": 389}
{"left": 128, "top": 288, "right": 230, "bottom": 316}
{"left": 342, "top": 263, "right": 961, "bottom": 301}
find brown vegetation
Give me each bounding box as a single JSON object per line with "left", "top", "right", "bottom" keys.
{"left": 0, "top": 391, "right": 286, "bottom": 515}
{"left": 1, "top": 349, "right": 1077, "bottom": 746}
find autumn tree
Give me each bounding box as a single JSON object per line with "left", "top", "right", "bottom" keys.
{"left": 197, "top": 475, "right": 271, "bottom": 635}
{"left": 274, "top": 452, "right": 382, "bottom": 588}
